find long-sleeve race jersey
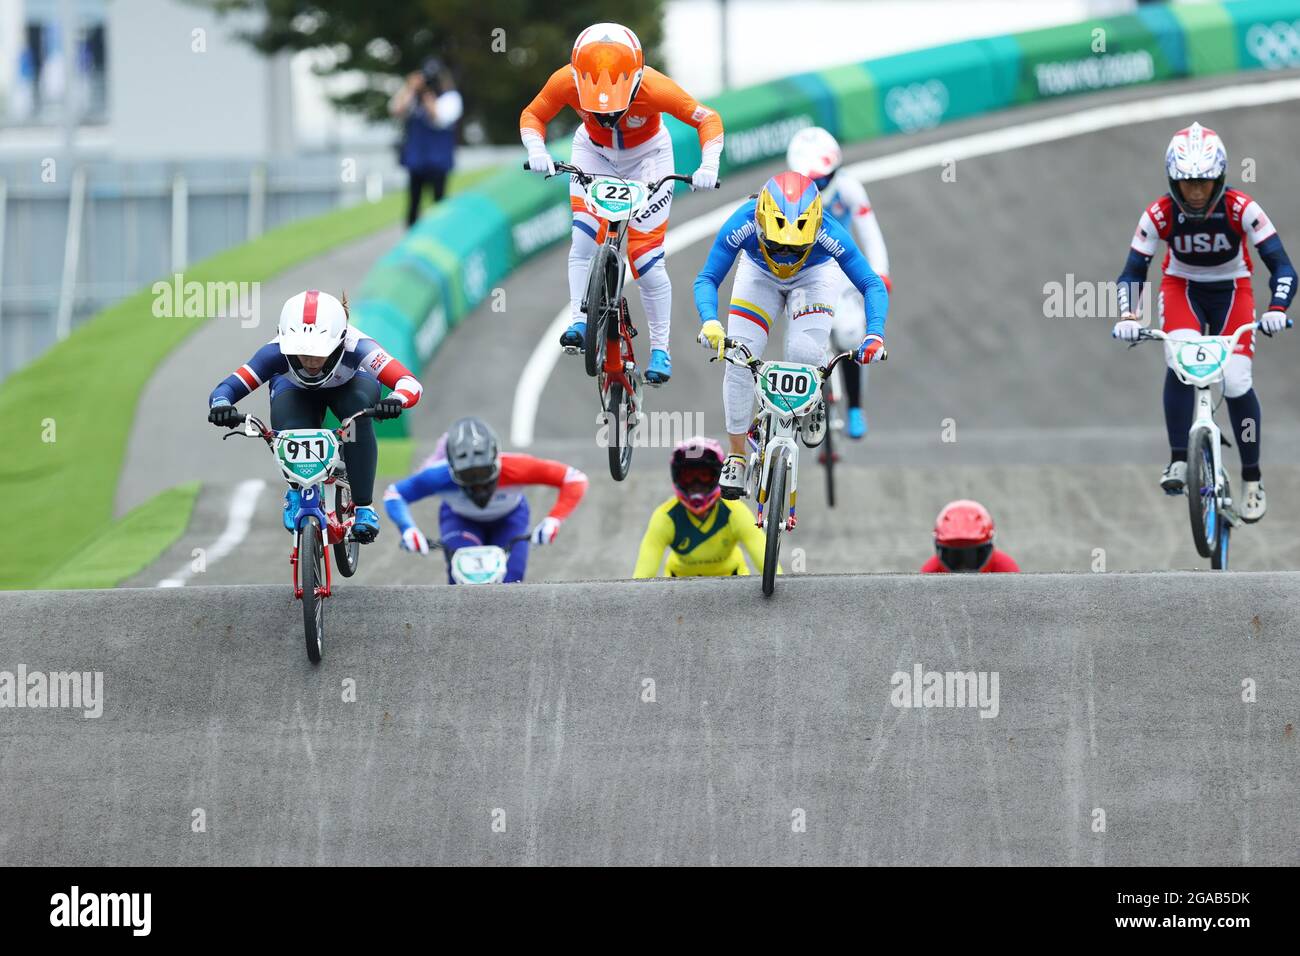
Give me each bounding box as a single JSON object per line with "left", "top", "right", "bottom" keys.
{"left": 633, "top": 496, "right": 779, "bottom": 578}
{"left": 384, "top": 453, "right": 588, "bottom": 526}
{"left": 520, "top": 64, "right": 724, "bottom": 154}
{"left": 823, "top": 173, "right": 890, "bottom": 280}
{"left": 207, "top": 327, "right": 423, "bottom": 408}
{"left": 693, "top": 198, "right": 890, "bottom": 335}
{"left": 1117, "top": 188, "right": 1297, "bottom": 315}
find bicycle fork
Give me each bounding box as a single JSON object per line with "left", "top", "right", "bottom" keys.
{"left": 1192, "top": 386, "right": 1231, "bottom": 511}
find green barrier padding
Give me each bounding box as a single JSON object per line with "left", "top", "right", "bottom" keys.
{"left": 1012, "top": 14, "right": 1175, "bottom": 103}
{"left": 1172, "top": 1, "right": 1239, "bottom": 75}
{"left": 866, "top": 39, "right": 1016, "bottom": 135}
{"left": 710, "top": 79, "right": 824, "bottom": 173}
{"left": 1135, "top": 2, "right": 1191, "bottom": 76}
{"left": 1225, "top": 0, "right": 1300, "bottom": 72}
{"left": 818, "top": 62, "right": 880, "bottom": 143}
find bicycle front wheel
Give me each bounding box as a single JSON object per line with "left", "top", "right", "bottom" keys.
{"left": 1187, "top": 427, "right": 1218, "bottom": 559}
{"left": 762, "top": 447, "right": 789, "bottom": 597}
{"left": 584, "top": 245, "right": 617, "bottom": 378}
{"left": 300, "top": 517, "right": 325, "bottom": 664}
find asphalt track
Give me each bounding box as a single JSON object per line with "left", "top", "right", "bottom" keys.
{"left": 5, "top": 72, "right": 1300, "bottom": 866}
{"left": 1, "top": 574, "right": 1296, "bottom": 865}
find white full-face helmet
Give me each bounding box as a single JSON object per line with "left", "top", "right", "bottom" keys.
{"left": 1165, "top": 122, "right": 1228, "bottom": 220}
{"left": 786, "top": 126, "right": 843, "bottom": 190}
{"left": 278, "top": 290, "right": 348, "bottom": 388}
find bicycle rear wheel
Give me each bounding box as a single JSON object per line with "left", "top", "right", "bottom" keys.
{"left": 607, "top": 379, "right": 634, "bottom": 481}
{"left": 300, "top": 518, "right": 325, "bottom": 664}
{"left": 333, "top": 479, "right": 359, "bottom": 578}
{"left": 584, "top": 245, "right": 618, "bottom": 378}
{"left": 1186, "top": 427, "right": 1218, "bottom": 559}
{"left": 762, "top": 447, "right": 789, "bottom": 597}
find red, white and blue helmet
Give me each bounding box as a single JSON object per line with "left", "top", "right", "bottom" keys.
{"left": 1165, "top": 122, "right": 1227, "bottom": 220}
{"left": 786, "top": 127, "right": 842, "bottom": 191}
{"left": 278, "top": 290, "right": 349, "bottom": 389}
{"left": 671, "top": 437, "right": 725, "bottom": 516}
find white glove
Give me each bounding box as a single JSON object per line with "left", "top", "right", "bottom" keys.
{"left": 527, "top": 146, "right": 555, "bottom": 177}
{"left": 400, "top": 527, "right": 429, "bottom": 554}
{"left": 1112, "top": 318, "right": 1142, "bottom": 342}
{"left": 690, "top": 162, "right": 719, "bottom": 191}
{"left": 1260, "top": 310, "right": 1289, "bottom": 334}
{"left": 531, "top": 516, "right": 562, "bottom": 546}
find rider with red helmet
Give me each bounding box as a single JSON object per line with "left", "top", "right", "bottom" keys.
{"left": 633, "top": 437, "right": 778, "bottom": 577}
{"left": 919, "top": 500, "right": 1019, "bottom": 573}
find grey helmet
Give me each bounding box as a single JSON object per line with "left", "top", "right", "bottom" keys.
{"left": 446, "top": 417, "right": 501, "bottom": 508}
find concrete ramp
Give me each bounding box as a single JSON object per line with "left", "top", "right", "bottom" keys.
{"left": 1, "top": 574, "right": 1296, "bottom": 865}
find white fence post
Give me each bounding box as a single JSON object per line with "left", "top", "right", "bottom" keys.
{"left": 171, "top": 173, "right": 189, "bottom": 274}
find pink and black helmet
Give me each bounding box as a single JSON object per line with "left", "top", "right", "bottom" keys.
{"left": 671, "top": 437, "right": 725, "bottom": 516}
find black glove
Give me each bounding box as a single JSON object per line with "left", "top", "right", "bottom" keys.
{"left": 372, "top": 397, "right": 405, "bottom": 420}
{"left": 208, "top": 404, "right": 240, "bottom": 428}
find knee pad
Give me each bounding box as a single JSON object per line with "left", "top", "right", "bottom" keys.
{"left": 788, "top": 326, "right": 830, "bottom": 367}
{"left": 1223, "top": 354, "right": 1253, "bottom": 398}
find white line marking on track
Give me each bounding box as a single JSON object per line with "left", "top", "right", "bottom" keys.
{"left": 157, "top": 479, "right": 267, "bottom": 587}
{"left": 510, "top": 76, "right": 1300, "bottom": 447}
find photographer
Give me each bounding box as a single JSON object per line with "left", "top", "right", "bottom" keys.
{"left": 389, "top": 57, "right": 462, "bottom": 227}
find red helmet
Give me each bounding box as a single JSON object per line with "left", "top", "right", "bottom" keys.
{"left": 933, "top": 500, "right": 995, "bottom": 572}
{"left": 671, "top": 437, "right": 725, "bottom": 516}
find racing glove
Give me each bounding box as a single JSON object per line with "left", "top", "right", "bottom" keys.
{"left": 531, "top": 516, "right": 562, "bottom": 546}
{"left": 1260, "top": 310, "right": 1289, "bottom": 335}
{"left": 400, "top": 527, "right": 429, "bottom": 554}
{"left": 856, "top": 333, "right": 886, "bottom": 364}
{"left": 525, "top": 144, "right": 555, "bottom": 177}
{"left": 208, "top": 403, "right": 240, "bottom": 428}
{"left": 698, "top": 319, "right": 725, "bottom": 354}
{"left": 1112, "top": 318, "right": 1143, "bottom": 342}
{"left": 372, "top": 397, "right": 406, "bottom": 420}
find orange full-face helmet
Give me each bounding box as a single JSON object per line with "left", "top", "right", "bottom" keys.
{"left": 571, "top": 23, "right": 644, "bottom": 126}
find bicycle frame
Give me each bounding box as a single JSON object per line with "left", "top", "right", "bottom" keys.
{"left": 225, "top": 410, "right": 368, "bottom": 599}
{"left": 1133, "top": 321, "right": 1268, "bottom": 528}
{"left": 718, "top": 339, "right": 856, "bottom": 531}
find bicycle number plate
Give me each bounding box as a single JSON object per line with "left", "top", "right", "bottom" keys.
{"left": 586, "top": 177, "right": 648, "bottom": 221}
{"left": 759, "top": 363, "right": 819, "bottom": 413}
{"left": 1174, "top": 340, "right": 1228, "bottom": 381}
{"left": 450, "top": 546, "right": 510, "bottom": 585}
{"left": 276, "top": 429, "right": 338, "bottom": 483}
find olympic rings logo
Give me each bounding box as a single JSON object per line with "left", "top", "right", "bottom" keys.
{"left": 885, "top": 80, "right": 949, "bottom": 133}
{"left": 1246, "top": 21, "right": 1300, "bottom": 69}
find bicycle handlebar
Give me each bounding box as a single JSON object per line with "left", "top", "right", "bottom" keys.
{"left": 429, "top": 532, "right": 532, "bottom": 553}
{"left": 220, "top": 406, "right": 384, "bottom": 444}
{"left": 523, "top": 159, "right": 718, "bottom": 193}
{"left": 714, "top": 337, "right": 879, "bottom": 376}
{"left": 1131, "top": 317, "right": 1293, "bottom": 347}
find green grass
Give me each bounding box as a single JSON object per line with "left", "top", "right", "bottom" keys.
{"left": 40, "top": 482, "right": 201, "bottom": 589}
{"left": 0, "top": 166, "right": 496, "bottom": 591}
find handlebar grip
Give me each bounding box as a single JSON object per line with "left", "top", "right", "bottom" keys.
{"left": 522, "top": 160, "right": 529, "bottom": 171}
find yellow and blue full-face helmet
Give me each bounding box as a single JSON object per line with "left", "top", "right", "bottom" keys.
{"left": 755, "top": 171, "right": 823, "bottom": 279}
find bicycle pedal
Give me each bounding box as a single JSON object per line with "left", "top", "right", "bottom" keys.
{"left": 562, "top": 345, "right": 582, "bottom": 356}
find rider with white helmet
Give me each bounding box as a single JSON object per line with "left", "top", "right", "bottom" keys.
{"left": 786, "top": 126, "right": 891, "bottom": 439}
{"left": 207, "top": 290, "right": 424, "bottom": 541}
{"left": 1111, "top": 122, "right": 1297, "bottom": 522}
